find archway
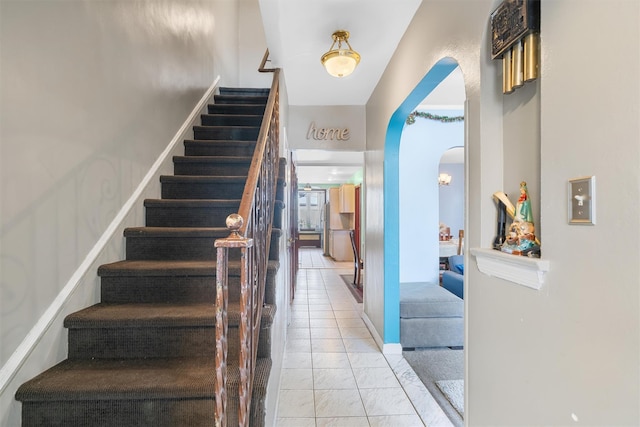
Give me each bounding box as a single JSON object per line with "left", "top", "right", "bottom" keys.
{"left": 382, "top": 57, "right": 464, "bottom": 344}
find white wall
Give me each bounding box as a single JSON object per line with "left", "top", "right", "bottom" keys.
{"left": 439, "top": 162, "right": 464, "bottom": 236}
{"left": 399, "top": 113, "right": 464, "bottom": 284}
{"left": 366, "top": 0, "right": 640, "bottom": 424}
{"left": 0, "top": 0, "right": 251, "bottom": 423}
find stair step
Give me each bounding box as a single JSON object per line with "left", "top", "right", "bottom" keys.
{"left": 219, "top": 87, "right": 270, "bottom": 97}
{"left": 64, "top": 303, "right": 275, "bottom": 359}
{"left": 144, "top": 199, "right": 241, "bottom": 227}
{"left": 160, "top": 175, "right": 246, "bottom": 199}
{"left": 207, "top": 103, "right": 266, "bottom": 116}
{"left": 16, "top": 357, "right": 272, "bottom": 427}
{"left": 193, "top": 125, "right": 260, "bottom": 141}
{"left": 183, "top": 140, "right": 257, "bottom": 157}
{"left": 98, "top": 259, "right": 280, "bottom": 305}
{"left": 124, "top": 226, "right": 282, "bottom": 262}
{"left": 213, "top": 94, "right": 268, "bottom": 105}
{"left": 173, "top": 155, "right": 253, "bottom": 176}
{"left": 201, "top": 114, "right": 263, "bottom": 127}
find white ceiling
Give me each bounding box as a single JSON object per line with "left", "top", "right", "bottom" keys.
{"left": 259, "top": 0, "right": 466, "bottom": 185}
{"left": 260, "top": 0, "right": 423, "bottom": 106}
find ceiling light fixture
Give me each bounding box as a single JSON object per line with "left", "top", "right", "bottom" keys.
{"left": 321, "top": 30, "right": 361, "bottom": 78}
{"left": 438, "top": 173, "right": 452, "bottom": 186}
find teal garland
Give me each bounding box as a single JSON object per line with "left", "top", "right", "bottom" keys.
{"left": 406, "top": 111, "right": 464, "bottom": 125}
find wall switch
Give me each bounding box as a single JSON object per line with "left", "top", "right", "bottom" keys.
{"left": 568, "top": 176, "right": 595, "bottom": 225}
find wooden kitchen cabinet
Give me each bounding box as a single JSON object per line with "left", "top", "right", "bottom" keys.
{"left": 339, "top": 184, "right": 355, "bottom": 213}
{"left": 329, "top": 229, "right": 354, "bottom": 262}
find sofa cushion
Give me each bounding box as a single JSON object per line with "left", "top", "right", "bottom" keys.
{"left": 448, "top": 255, "right": 464, "bottom": 275}
{"left": 400, "top": 282, "right": 463, "bottom": 319}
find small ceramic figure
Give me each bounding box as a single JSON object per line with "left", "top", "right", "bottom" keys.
{"left": 501, "top": 181, "right": 540, "bottom": 257}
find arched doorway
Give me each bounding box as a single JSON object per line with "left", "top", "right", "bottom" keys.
{"left": 382, "top": 57, "right": 465, "bottom": 344}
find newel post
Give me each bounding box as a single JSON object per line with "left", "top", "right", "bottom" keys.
{"left": 214, "top": 214, "right": 254, "bottom": 427}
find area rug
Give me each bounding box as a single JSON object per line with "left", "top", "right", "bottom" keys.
{"left": 403, "top": 348, "right": 464, "bottom": 426}
{"left": 340, "top": 274, "right": 363, "bottom": 303}
{"left": 436, "top": 379, "right": 464, "bottom": 418}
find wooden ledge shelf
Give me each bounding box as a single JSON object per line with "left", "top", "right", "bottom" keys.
{"left": 470, "top": 248, "right": 550, "bottom": 290}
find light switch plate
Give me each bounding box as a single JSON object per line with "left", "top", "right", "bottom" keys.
{"left": 568, "top": 176, "right": 595, "bottom": 225}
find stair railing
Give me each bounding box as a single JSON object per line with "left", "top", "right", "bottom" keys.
{"left": 214, "top": 66, "right": 280, "bottom": 427}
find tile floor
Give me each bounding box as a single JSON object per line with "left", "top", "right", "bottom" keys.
{"left": 275, "top": 248, "right": 452, "bottom": 426}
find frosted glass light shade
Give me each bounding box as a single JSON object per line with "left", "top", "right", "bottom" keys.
{"left": 321, "top": 49, "right": 360, "bottom": 78}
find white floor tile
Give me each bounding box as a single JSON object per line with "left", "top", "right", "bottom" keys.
{"left": 336, "top": 317, "right": 367, "bottom": 328}
{"left": 276, "top": 417, "right": 317, "bottom": 427}
{"left": 368, "top": 414, "right": 426, "bottom": 426}
{"left": 316, "top": 416, "right": 370, "bottom": 426}
{"left": 352, "top": 366, "right": 401, "bottom": 388}
{"left": 310, "top": 328, "right": 342, "bottom": 339}
{"left": 312, "top": 352, "right": 351, "bottom": 369}
{"left": 281, "top": 368, "right": 314, "bottom": 389}
{"left": 314, "top": 389, "right": 366, "bottom": 417}
{"left": 313, "top": 368, "right": 357, "bottom": 389}
{"left": 277, "top": 389, "right": 315, "bottom": 417}
{"left": 347, "top": 352, "right": 389, "bottom": 368}
{"left": 283, "top": 352, "right": 313, "bottom": 369}
{"left": 287, "top": 328, "right": 310, "bottom": 339}
{"left": 311, "top": 338, "right": 346, "bottom": 353}
{"left": 342, "top": 338, "right": 380, "bottom": 353}
{"left": 286, "top": 338, "right": 312, "bottom": 353}
{"left": 309, "top": 317, "right": 338, "bottom": 328}
{"left": 359, "top": 388, "right": 417, "bottom": 416}
{"left": 339, "top": 327, "right": 372, "bottom": 339}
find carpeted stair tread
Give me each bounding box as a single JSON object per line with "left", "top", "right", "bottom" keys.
{"left": 172, "top": 155, "right": 253, "bottom": 164}
{"left": 16, "top": 357, "right": 216, "bottom": 401}
{"left": 207, "top": 104, "right": 266, "bottom": 115}
{"left": 213, "top": 94, "right": 268, "bottom": 104}
{"left": 125, "top": 226, "right": 282, "bottom": 237}
{"left": 124, "top": 226, "right": 229, "bottom": 238}
{"left": 200, "top": 114, "right": 263, "bottom": 127}
{"left": 98, "top": 259, "right": 280, "bottom": 277}
{"left": 144, "top": 199, "right": 241, "bottom": 208}
{"left": 16, "top": 356, "right": 271, "bottom": 402}
{"left": 219, "top": 87, "right": 270, "bottom": 96}
{"left": 160, "top": 175, "right": 248, "bottom": 183}
{"left": 64, "top": 302, "right": 276, "bottom": 329}
{"left": 183, "top": 140, "right": 257, "bottom": 157}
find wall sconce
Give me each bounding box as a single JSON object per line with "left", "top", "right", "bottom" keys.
{"left": 438, "top": 173, "right": 452, "bottom": 186}
{"left": 321, "top": 30, "right": 360, "bottom": 78}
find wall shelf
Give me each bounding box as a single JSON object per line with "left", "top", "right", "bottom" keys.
{"left": 470, "top": 248, "right": 549, "bottom": 290}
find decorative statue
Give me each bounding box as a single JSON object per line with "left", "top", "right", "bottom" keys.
{"left": 493, "top": 182, "right": 541, "bottom": 257}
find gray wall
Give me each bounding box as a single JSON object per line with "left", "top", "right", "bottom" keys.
{"left": 366, "top": 0, "right": 639, "bottom": 424}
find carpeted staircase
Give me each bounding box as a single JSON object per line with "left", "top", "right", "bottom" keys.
{"left": 16, "top": 87, "right": 283, "bottom": 426}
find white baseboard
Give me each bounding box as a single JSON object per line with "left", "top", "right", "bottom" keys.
{"left": 382, "top": 343, "right": 403, "bottom": 354}
{"left": 0, "top": 77, "right": 220, "bottom": 394}
{"left": 362, "top": 311, "right": 402, "bottom": 355}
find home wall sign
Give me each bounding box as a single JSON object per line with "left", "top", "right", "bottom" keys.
{"left": 490, "top": 0, "right": 540, "bottom": 94}
{"left": 306, "top": 121, "right": 351, "bottom": 141}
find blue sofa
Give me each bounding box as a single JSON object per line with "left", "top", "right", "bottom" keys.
{"left": 442, "top": 255, "right": 464, "bottom": 299}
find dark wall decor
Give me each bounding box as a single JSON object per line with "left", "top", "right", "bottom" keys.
{"left": 490, "top": 0, "right": 540, "bottom": 94}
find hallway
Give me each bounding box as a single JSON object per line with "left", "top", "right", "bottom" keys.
{"left": 275, "top": 248, "right": 452, "bottom": 426}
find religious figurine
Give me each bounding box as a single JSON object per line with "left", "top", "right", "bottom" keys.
{"left": 497, "top": 181, "right": 541, "bottom": 257}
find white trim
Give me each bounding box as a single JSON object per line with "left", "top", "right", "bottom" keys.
{"left": 382, "top": 343, "right": 403, "bottom": 355}
{"left": 0, "top": 77, "right": 220, "bottom": 394}
{"left": 361, "top": 311, "right": 402, "bottom": 354}
{"left": 470, "top": 247, "right": 550, "bottom": 290}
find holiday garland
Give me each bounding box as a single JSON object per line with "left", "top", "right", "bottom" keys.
{"left": 406, "top": 111, "right": 465, "bottom": 125}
